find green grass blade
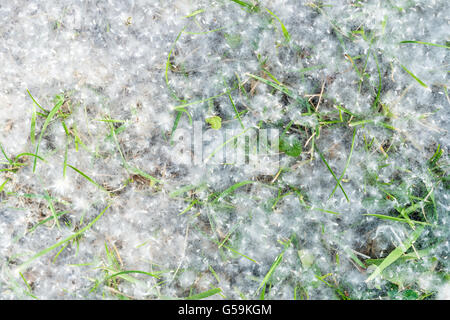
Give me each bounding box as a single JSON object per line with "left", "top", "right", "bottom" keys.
{"left": 184, "top": 9, "right": 205, "bottom": 18}
{"left": 42, "top": 186, "right": 61, "bottom": 229}
{"left": 372, "top": 52, "right": 382, "bottom": 109}
{"left": 316, "top": 146, "right": 349, "bottom": 202}
{"left": 16, "top": 204, "right": 111, "bottom": 273}
{"left": 26, "top": 211, "right": 69, "bottom": 234}
{"left": 257, "top": 254, "right": 283, "bottom": 293}
{"left": 166, "top": 27, "right": 186, "bottom": 102}
{"left": 247, "top": 73, "right": 294, "bottom": 98}
{"left": 173, "top": 87, "right": 236, "bottom": 111}
{"left": 335, "top": 104, "right": 357, "bottom": 117}
{"left": 429, "top": 144, "right": 442, "bottom": 164}
{"left": 257, "top": 243, "right": 290, "bottom": 294}
{"left": 0, "top": 143, "right": 12, "bottom": 164}
{"left": 169, "top": 184, "right": 199, "bottom": 198}
{"left": 265, "top": 8, "right": 290, "bottom": 41}
{"left": 19, "top": 272, "right": 33, "bottom": 292}
{"left": 30, "top": 103, "right": 36, "bottom": 145}
{"left": 262, "top": 67, "right": 282, "bottom": 85}
{"left": 179, "top": 199, "right": 198, "bottom": 215}
{"left": 229, "top": 0, "right": 258, "bottom": 11}
{"left": 127, "top": 164, "right": 162, "bottom": 184}
{"left": 67, "top": 164, "right": 108, "bottom": 192}
{"left": 366, "top": 226, "right": 425, "bottom": 282}
{"left": 309, "top": 207, "right": 342, "bottom": 215}
{"left": 400, "top": 40, "right": 450, "bottom": 49}
{"left": 32, "top": 98, "right": 65, "bottom": 172}
{"left": 14, "top": 153, "right": 44, "bottom": 162}
{"left": 228, "top": 93, "right": 244, "bottom": 129}
{"left": 365, "top": 213, "right": 431, "bottom": 226}
{"left": 329, "top": 128, "right": 357, "bottom": 199}
{"left": 63, "top": 140, "right": 68, "bottom": 178}
{"left": 26, "top": 89, "right": 48, "bottom": 113}
{"left": 224, "top": 244, "right": 258, "bottom": 263}
{"left": 52, "top": 242, "right": 69, "bottom": 263}
{"left": 247, "top": 73, "right": 310, "bottom": 111}
{"left": 186, "top": 287, "right": 222, "bottom": 300}
{"left": 94, "top": 118, "right": 126, "bottom": 123}
{"left": 170, "top": 110, "right": 183, "bottom": 143}
{"left": 105, "top": 270, "right": 160, "bottom": 281}
{"left": 212, "top": 180, "right": 254, "bottom": 203}
{"left": 0, "top": 178, "right": 10, "bottom": 193}
{"left": 260, "top": 283, "right": 266, "bottom": 300}
{"left": 399, "top": 64, "right": 428, "bottom": 88}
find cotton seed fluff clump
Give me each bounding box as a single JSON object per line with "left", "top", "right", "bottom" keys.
{"left": 0, "top": 0, "right": 449, "bottom": 300}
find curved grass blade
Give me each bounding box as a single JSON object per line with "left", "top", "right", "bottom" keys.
{"left": 0, "top": 178, "right": 10, "bottom": 193}
{"left": 42, "top": 185, "right": 61, "bottom": 229}
{"left": 170, "top": 108, "right": 193, "bottom": 143}
{"left": 211, "top": 180, "right": 254, "bottom": 203}
{"left": 14, "top": 153, "right": 44, "bottom": 162}
{"left": 26, "top": 211, "right": 69, "bottom": 234}
{"left": 127, "top": 164, "right": 162, "bottom": 184}
{"left": 365, "top": 213, "right": 431, "bottom": 226}
{"left": 105, "top": 270, "right": 160, "bottom": 281}
{"left": 186, "top": 287, "right": 222, "bottom": 300}
{"left": 67, "top": 164, "right": 108, "bottom": 192}
{"left": 265, "top": 8, "right": 290, "bottom": 42}
{"left": 366, "top": 226, "right": 424, "bottom": 282}
{"left": 257, "top": 249, "right": 285, "bottom": 293}
{"left": 16, "top": 204, "right": 111, "bottom": 273}
{"left": 400, "top": 40, "right": 450, "bottom": 49}
{"left": 184, "top": 9, "right": 205, "bottom": 18}
{"left": 329, "top": 128, "right": 357, "bottom": 199}
{"left": 228, "top": 92, "right": 244, "bottom": 129}
{"left": 26, "top": 89, "right": 48, "bottom": 113}
{"left": 229, "top": 0, "right": 259, "bottom": 12}
{"left": 33, "top": 98, "right": 65, "bottom": 172}
{"left": 0, "top": 143, "right": 12, "bottom": 164}
{"left": 247, "top": 73, "right": 293, "bottom": 98}
{"left": 179, "top": 199, "right": 199, "bottom": 215}
{"left": 166, "top": 27, "right": 186, "bottom": 102}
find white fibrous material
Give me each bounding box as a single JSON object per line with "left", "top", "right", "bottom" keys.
{"left": 0, "top": 0, "right": 448, "bottom": 300}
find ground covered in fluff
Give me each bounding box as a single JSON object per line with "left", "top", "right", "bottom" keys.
{"left": 0, "top": 0, "right": 449, "bottom": 300}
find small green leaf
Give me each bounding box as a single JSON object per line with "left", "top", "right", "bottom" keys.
{"left": 206, "top": 116, "right": 222, "bottom": 130}
{"left": 279, "top": 136, "right": 302, "bottom": 157}
{"left": 298, "top": 250, "right": 315, "bottom": 268}
{"left": 402, "top": 289, "right": 419, "bottom": 300}
{"left": 224, "top": 33, "right": 242, "bottom": 48}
